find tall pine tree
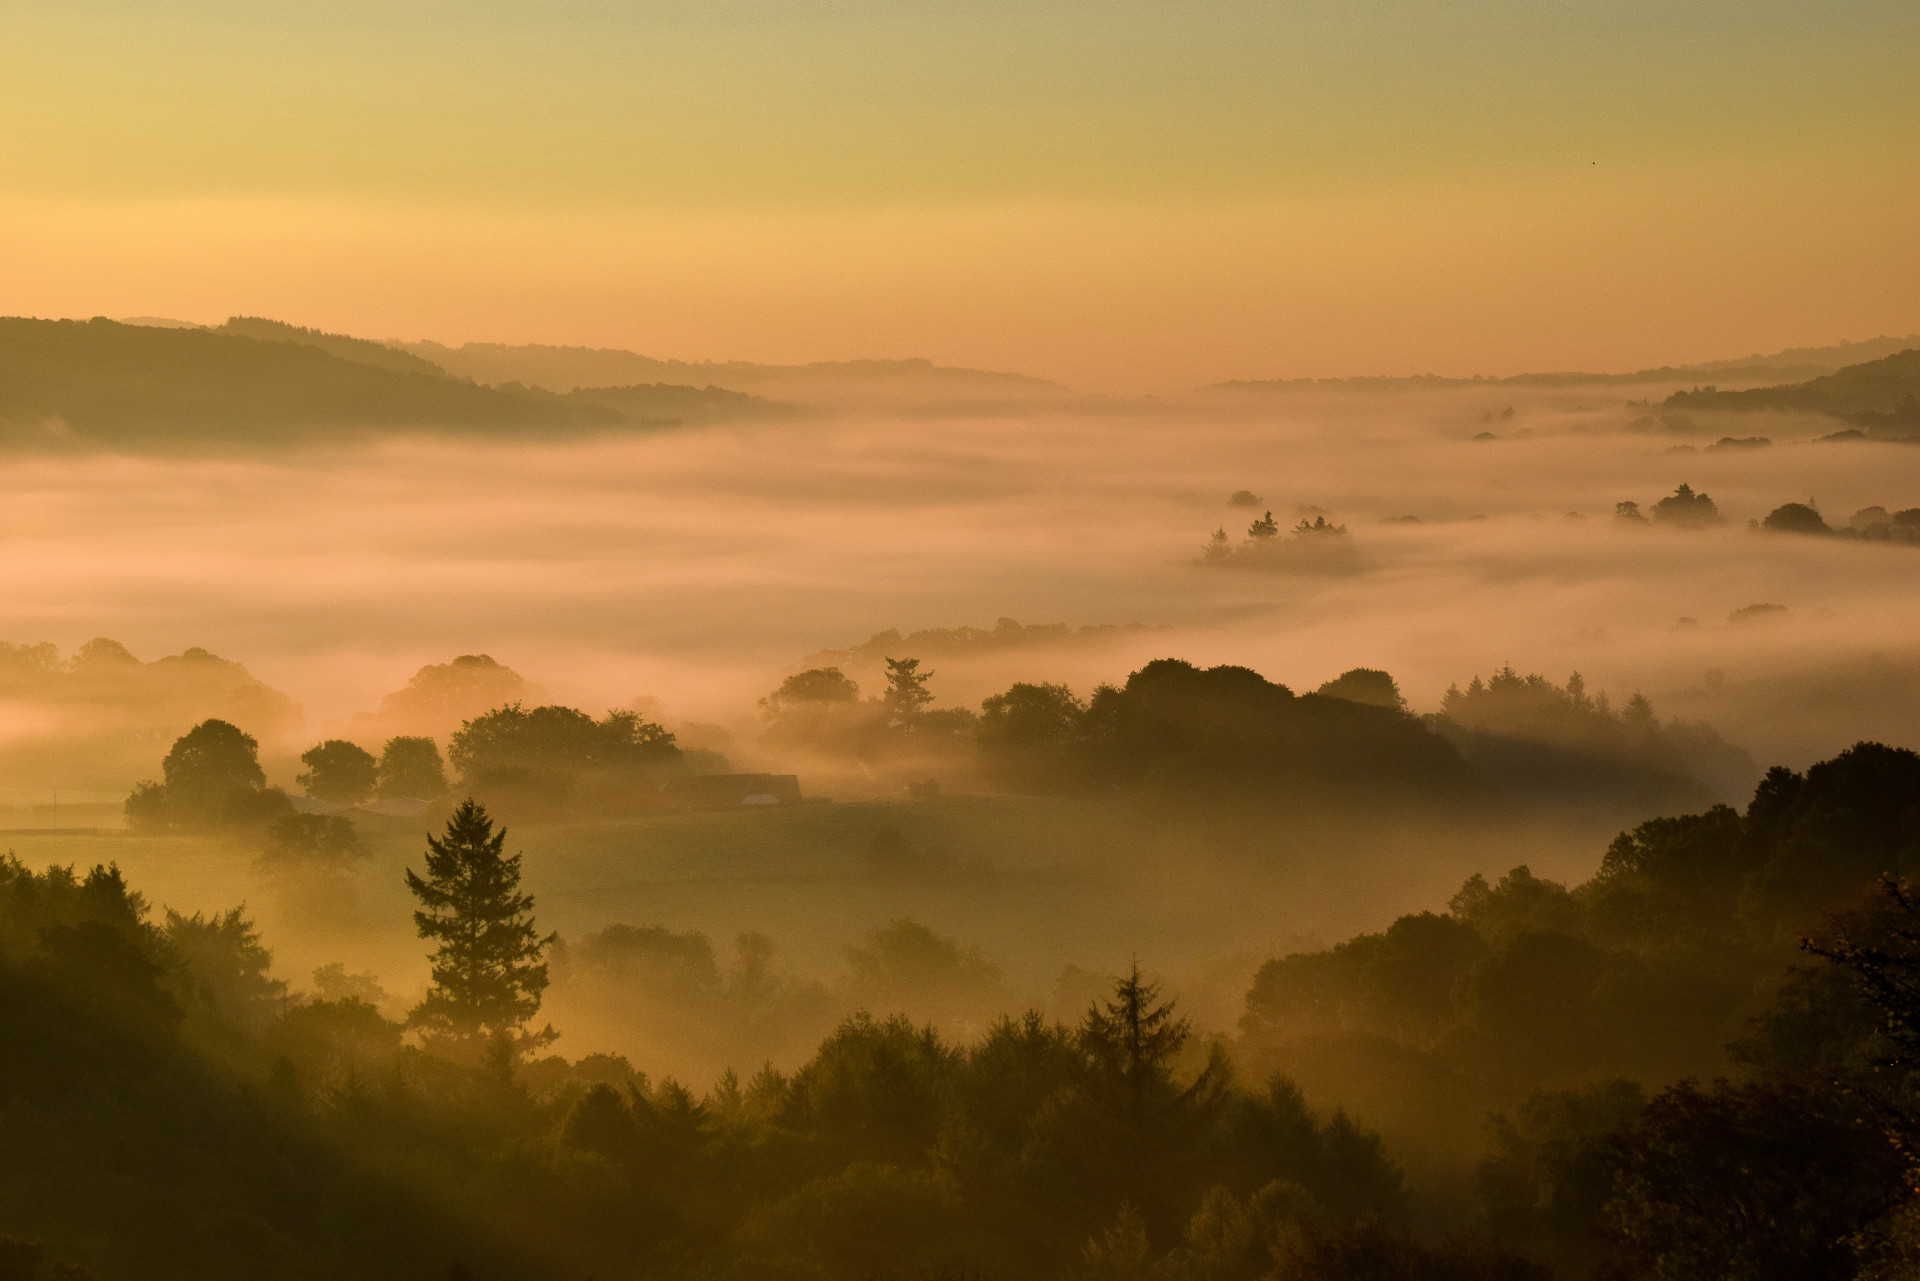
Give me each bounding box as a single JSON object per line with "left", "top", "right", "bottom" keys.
{"left": 405, "top": 799, "right": 555, "bottom": 1057}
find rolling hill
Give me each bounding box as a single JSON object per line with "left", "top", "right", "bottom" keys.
{"left": 390, "top": 339, "right": 1069, "bottom": 404}
{"left": 0, "top": 317, "right": 782, "bottom": 445}
{"left": 1202, "top": 334, "right": 1920, "bottom": 395}
{"left": 1662, "top": 347, "right": 1920, "bottom": 430}
{"left": 0, "top": 317, "right": 587, "bottom": 443}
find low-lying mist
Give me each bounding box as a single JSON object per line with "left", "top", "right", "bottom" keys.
{"left": 0, "top": 384, "right": 1914, "bottom": 771}
{"left": 7, "top": 368, "right": 1920, "bottom": 1279}
{"left": 2, "top": 381, "right": 1917, "bottom": 1066}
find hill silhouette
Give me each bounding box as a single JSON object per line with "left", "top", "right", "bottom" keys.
{"left": 0, "top": 317, "right": 790, "bottom": 445}
{"left": 1663, "top": 347, "right": 1920, "bottom": 432}
{"left": 215, "top": 316, "right": 455, "bottom": 380}
{"left": 391, "top": 339, "right": 1069, "bottom": 404}
{"left": 1203, "top": 335, "right": 1920, "bottom": 394}
{"left": 0, "top": 317, "right": 588, "bottom": 443}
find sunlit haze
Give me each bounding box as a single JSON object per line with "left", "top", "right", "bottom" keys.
{"left": 4, "top": 0, "right": 1916, "bottom": 388}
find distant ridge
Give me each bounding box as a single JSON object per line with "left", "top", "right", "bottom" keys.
{"left": 1202, "top": 335, "right": 1920, "bottom": 394}
{"left": 0, "top": 316, "right": 591, "bottom": 443}
{"left": 1664, "top": 347, "right": 1920, "bottom": 433}
{"left": 390, "top": 339, "right": 1069, "bottom": 403}
{"left": 0, "top": 316, "right": 792, "bottom": 445}
{"left": 218, "top": 316, "right": 454, "bottom": 380}
{"left": 117, "top": 315, "right": 203, "bottom": 330}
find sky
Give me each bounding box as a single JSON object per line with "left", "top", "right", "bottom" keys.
{"left": 2, "top": 0, "right": 1916, "bottom": 390}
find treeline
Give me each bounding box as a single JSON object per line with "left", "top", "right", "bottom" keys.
{"left": 113, "top": 650, "right": 1749, "bottom": 834}
{"left": 1613, "top": 484, "right": 1920, "bottom": 541}
{"left": 765, "top": 655, "right": 1747, "bottom": 817}
{"left": 1433, "top": 667, "right": 1752, "bottom": 809}
{"left": 124, "top": 700, "right": 692, "bottom": 834}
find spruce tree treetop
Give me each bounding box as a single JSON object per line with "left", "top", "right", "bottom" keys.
{"left": 404, "top": 798, "right": 554, "bottom": 1056}
{"left": 882, "top": 657, "right": 935, "bottom": 727}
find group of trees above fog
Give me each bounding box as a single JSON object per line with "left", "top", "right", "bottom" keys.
{"left": 1199, "top": 511, "right": 1360, "bottom": 574}
{"left": 1613, "top": 484, "right": 1920, "bottom": 541}
{"left": 124, "top": 699, "right": 696, "bottom": 836}
{"left": 22, "top": 735, "right": 1920, "bottom": 1277}
{"left": 125, "top": 721, "right": 453, "bottom": 833}
{"left": 758, "top": 653, "right": 1746, "bottom": 819}
{"left": 88, "top": 635, "right": 1756, "bottom": 853}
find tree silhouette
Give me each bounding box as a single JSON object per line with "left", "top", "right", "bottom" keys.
{"left": 404, "top": 799, "right": 555, "bottom": 1057}
{"left": 761, "top": 667, "right": 861, "bottom": 711}
{"left": 1082, "top": 963, "right": 1191, "bottom": 1101}
{"left": 378, "top": 735, "right": 449, "bottom": 798}
{"left": 1650, "top": 483, "right": 1725, "bottom": 528}
{"left": 157, "top": 718, "right": 267, "bottom": 826}
{"left": 883, "top": 657, "right": 935, "bottom": 727}
{"left": 297, "top": 739, "right": 377, "bottom": 804}
{"left": 1762, "top": 501, "right": 1833, "bottom": 535}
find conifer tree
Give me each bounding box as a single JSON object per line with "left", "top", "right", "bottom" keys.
{"left": 1080, "top": 962, "right": 1228, "bottom": 1131}
{"left": 404, "top": 799, "right": 555, "bottom": 1056}
{"left": 882, "top": 657, "right": 935, "bottom": 727}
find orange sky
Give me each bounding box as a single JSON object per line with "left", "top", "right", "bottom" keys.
{"left": 2, "top": 1, "right": 1915, "bottom": 390}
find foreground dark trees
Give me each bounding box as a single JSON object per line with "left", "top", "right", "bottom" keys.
{"left": 40, "top": 741, "right": 1920, "bottom": 1279}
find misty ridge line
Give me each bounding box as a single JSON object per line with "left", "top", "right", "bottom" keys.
{"left": 127, "top": 312, "right": 1920, "bottom": 394}
{"left": 0, "top": 314, "right": 1915, "bottom": 454}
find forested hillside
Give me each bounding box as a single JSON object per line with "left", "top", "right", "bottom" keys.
{"left": 1664, "top": 347, "right": 1920, "bottom": 429}
{"left": 5, "top": 740, "right": 1920, "bottom": 1279}
{"left": 0, "top": 318, "right": 781, "bottom": 445}
{"left": 0, "top": 318, "right": 583, "bottom": 443}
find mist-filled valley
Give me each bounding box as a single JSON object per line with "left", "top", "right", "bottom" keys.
{"left": 6, "top": 315, "right": 1920, "bottom": 1280}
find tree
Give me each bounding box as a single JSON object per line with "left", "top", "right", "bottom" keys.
{"left": 1081, "top": 964, "right": 1214, "bottom": 1115}
{"left": 1247, "top": 511, "right": 1279, "bottom": 539}
{"left": 1060, "top": 965, "right": 1231, "bottom": 1246}
{"left": 1651, "top": 483, "right": 1725, "bottom": 528}
{"left": 1314, "top": 669, "right": 1405, "bottom": 710}
{"left": 761, "top": 667, "right": 861, "bottom": 712}
{"left": 378, "top": 735, "right": 449, "bottom": 798}
{"left": 882, "top": 657, "right": 935, "bottom": 728}
{"left": 449, "top": 703, "right": 676, "bottom": 778}
{"left": 980, "top": 682, "right": 1086, "bottom": 749}
{"left": 760, "top": 668, "right": 874, "bottom": 753}
{"left": 448, "top": 704, "right": 677, "bottom": 819}
{"left": 1762, "top": 501, "right": 1833, "bottom": 535}
{"left": 297, "top": 739, "right": 378, "bottom": 803}
{"left": 151, "top": 719, "right": 267, "bottom": 827}
{"left": 404, "top": 800, "right": 555, "bottom": 1056}
{"left": 124, "top": 781, "right": 171, "bottom": 832}
{"left": 164, "top": 906, "right": 288, "bottom": 1031}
